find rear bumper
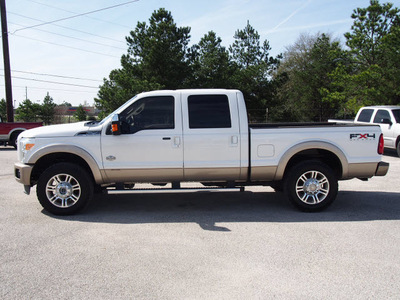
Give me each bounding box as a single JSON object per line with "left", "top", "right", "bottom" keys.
{"left": 375, "top": 161, "right": 389, "bottom": 176}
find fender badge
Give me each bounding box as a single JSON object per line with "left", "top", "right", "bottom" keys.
{"left": 350, "top": 133, "right": 376, "bottom": 140}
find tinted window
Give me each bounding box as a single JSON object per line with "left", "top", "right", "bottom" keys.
{"left": 119, "top": 96, "right": 174, "bottom": 134}
{"left": 188, "top": 95, "right": 231, "bottom": 129}
{"left": 357, "top": 109, "right": 374, "bottom": 122}
{"left": 373, "top": 109, "right": 391, "bottom": 123}
{"left": 392, "top": 109, "right": 400, "bottom": 123}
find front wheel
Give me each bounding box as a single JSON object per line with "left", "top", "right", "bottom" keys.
{"left": 37, "top": 163, "right": 94, "bottom": 215}
{"left": 397, "top": 140, "right": 400, "bottom": 157}
{"left": 284, "top": 161, "right": 338, "bottom": 212}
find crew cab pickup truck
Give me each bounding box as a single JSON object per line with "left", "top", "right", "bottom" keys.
{"left": 0, "top": 116, "right": 42, "bottom": 148}
{"left": 14, "top": 89, "right": 389, "bottom": 215}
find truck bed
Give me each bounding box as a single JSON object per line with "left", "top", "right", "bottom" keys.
{"left": 249, "top": 122, "right": 368, "bottom": 129}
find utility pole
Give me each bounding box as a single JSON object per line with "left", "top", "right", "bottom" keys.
{"left": 1, "top": 0, "right": 13, "bottom": 122}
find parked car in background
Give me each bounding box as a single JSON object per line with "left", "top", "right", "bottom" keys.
{"left": 0, "top": 116, "right": 42, "bottom": 148}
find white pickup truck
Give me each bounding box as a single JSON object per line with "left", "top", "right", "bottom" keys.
{"left": 14, "top": 89, "right": 389, "bottom": 215}
{"left": 352, "top": 106, "right": 400, "bottom": 157}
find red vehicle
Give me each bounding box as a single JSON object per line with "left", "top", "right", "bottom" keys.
{"left": 0, "top": 116, "right": 42, "bottom": 148}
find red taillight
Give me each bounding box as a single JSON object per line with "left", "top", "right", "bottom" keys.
{"left": 378, "top": 133, "right": 384, "bottom": 155}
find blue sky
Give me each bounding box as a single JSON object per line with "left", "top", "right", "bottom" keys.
{"left": 2, "top": 0, "right": 400, "bottom": 107}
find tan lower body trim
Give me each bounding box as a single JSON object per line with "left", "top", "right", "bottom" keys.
{"left": 102, "top": 167, "right": 244, "bottom": 183}
{"left": 250, "top": 166, "right": 277, "bottom": 181}
{"left": 345, "top": 162, "right": 378, "bottom": 179}
{"left": 104, "top": 168, "right": 183, "bottom": 183}
{"left": 184, "top": 168, "right": 242, "bottom": 181}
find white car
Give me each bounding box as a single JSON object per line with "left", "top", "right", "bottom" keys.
{"left": 354, "top": 106, "right": 400, "bottom": 157}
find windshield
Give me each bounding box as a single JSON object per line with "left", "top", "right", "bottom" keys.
{"left": 392, "top": 109, "right": 400, "bottom": 123}
{"left": 98, "top": 95, "right": 138, "bottom": 125}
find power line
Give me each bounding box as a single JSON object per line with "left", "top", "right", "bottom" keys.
{"left": 0, "top": 68, "right": 103, "bottom": 82}
{"left": 2, "top": 74, "right": 99, "bottom": 88}
{"left": 8, "top": 12, "right": 126, "bottom": 44}
{"left": 13, "top": 0, "right": 139, "bottom": 33}
{"left": 13, "top": 34, "right": 120, "bottom": 58}
{"left": 9, "top": 21, "right": 126, "bottom": 51}
{"left": 26, "top": 0, "right": 132, "bottom": 29}
{"left": 1, "top": 84, "right": 96, "bottom": 94}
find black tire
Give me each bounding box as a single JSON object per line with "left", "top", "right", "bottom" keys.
{"left": 36, "top": 163, "right": 94, "bottom": 215}
{"left": 270, "top": 181, "right": 283, "bottom": 192}
{"left": 9, "top": 131, "right": 21, "bottom": 149}
{"left": 284, "top": 160, "right": 338, "bottom": 212}
{"left": 397, "top": 140, "right": 400, "bottom": 158}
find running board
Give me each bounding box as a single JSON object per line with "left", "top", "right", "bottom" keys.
{"left": 105, "top": 186, "right": 245, "bottom": 194}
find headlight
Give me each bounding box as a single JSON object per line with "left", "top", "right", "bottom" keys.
{"left": 19, "top": 137, "right": 35, "bottom": 162}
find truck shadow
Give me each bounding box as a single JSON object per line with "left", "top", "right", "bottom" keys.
{"left": 46, "top": 190, "right": 400, "bottom": 230}
{"left": 0, "top": 147, "right": 16, "bottom": 151}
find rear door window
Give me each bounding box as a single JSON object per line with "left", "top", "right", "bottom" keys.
{"left": 187, "top": 95, "right": 231, "bottom": 129}
{"left": 391, "top": 109, "right": 400, "bottom": 123}
{"left": 357, "top": 109, "right": 374, "bottom": 122}
{"left": 373, "top": 110, "right": 391, "bottom": 123}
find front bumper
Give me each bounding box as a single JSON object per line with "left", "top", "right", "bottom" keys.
{"left": 375, "top": 161, "right": 389, "bottom": 176}
{"left": 14, "top": 162, "right": 33, "bottom": 186}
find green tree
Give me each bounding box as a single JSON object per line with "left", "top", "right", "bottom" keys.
{"left": 339, "top": 0, "right": 400, "bottom": 111}
{"left": 0, "top": 99, "right": 6, "bottom": 121}
{"left": 275, "top": 33, "right": 349, "bottom": 121}
{"left": 39, "top": 93, "right": 56, "bottom": 125}
{"left": 96, "top": 64, "right": 161, "bottom": 118}
{"left": 16, "top": 99, "right": 41, "bottom": 122}
{"left": 96, "top": 8, "right": 189, "bottom": 116}
{"left": 190, "top": 31, "right": 235, "bottom": 88}
{"left": 74, "top": 104, "right": 87, "bottom": 121}
{"left": 126, "top": 8, "right": 191, "bottom": 88}
{"left": 229, "top": 21, "right": 280, "bottom": 122}
{"left": 60, "top": 101, "right": 72, "bottom": 107}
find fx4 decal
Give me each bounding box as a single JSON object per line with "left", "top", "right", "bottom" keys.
{"left": 350, "top": 133, "right": 376, "bottom": 140}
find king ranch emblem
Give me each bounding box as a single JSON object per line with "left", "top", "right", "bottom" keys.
{"left": 350, "top": 133, "right": 376, "bottom": 140}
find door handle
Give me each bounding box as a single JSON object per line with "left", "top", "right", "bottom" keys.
{"left": 231, "top": 135, "right": 238, "bottom": 145}
{"left": 162, "top": 137, "right": 171, "bottom": 140}
{"left": 174, "top": 137, "right": 181, "bottom": 147}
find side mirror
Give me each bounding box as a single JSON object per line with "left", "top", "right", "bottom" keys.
{"left": 380, "top": 118, "right": 392, "bottom": 126}
{"left": 111, "top": 114, "right": 121, "bottom": 135}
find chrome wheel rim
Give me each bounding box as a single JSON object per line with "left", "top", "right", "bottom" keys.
{"left": 296, "top": 170, "right": 329, "bottom": 204}
{"left": 45, "top": 174, "right": 81, "bottom": 208}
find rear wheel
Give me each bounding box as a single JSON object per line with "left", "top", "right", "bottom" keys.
{"left": 9, "top": 131, "right": 21, "bottom": 149}
{"left": 37, "top": 163, "right": 93, "bottom": 215}
{"left": 284, "top": 161, "right": 338, "bottom": 212}
{"left": 397, "top": 140, "right": 400, "bottom": 157}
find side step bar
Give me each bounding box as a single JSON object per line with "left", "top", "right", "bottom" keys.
{"left": 105, "top": 186, "right": 245, "bottom": 195}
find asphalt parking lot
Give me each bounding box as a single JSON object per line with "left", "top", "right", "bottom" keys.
{"left": 1, "top": 147, "right": 399, "bottom": 299}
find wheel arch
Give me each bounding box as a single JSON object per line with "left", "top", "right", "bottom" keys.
{"left": 9, "top": 130, "right": 23, "bottom": 147}
{"left": 28, "top": 145, "right": 103, "bottom": 185}
{"left": 8, "top": 128, "right": 26, "bottom": 139}
{"left": 275, "top": 141, "right": 348, "bottom": 181}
